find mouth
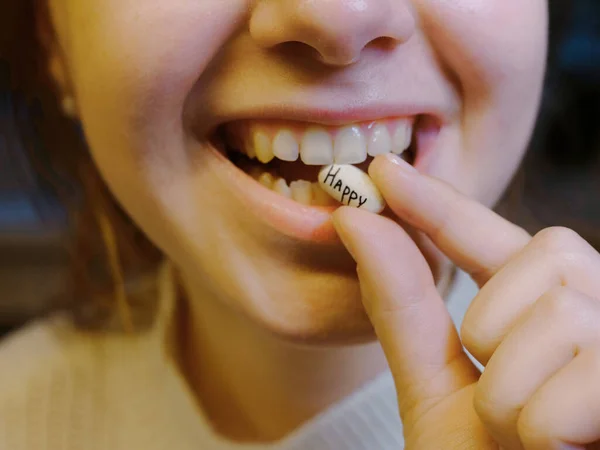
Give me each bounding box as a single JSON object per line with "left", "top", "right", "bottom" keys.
{"left": 206, "top": 114, "right": 439, "bottom": 242}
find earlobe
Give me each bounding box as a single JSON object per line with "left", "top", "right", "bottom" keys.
{"left": 48, "top": 50, "right": 79, "bottom": 118}
{"left": 60, "top": 94, "right": 77, "bottom": 118}
{"left": 48, "top": 53, "right": 78, "bottom": 117}
{"left": 36, "top": 5, "right": 78, "bottom": 118}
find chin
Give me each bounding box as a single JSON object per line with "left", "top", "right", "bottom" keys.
{"left": 242, "top": 274, "right": 378, "bottom": 346}
{"left": 186, "top": 228, "right": 450, "bottom": 347}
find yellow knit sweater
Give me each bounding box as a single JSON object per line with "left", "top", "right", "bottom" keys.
{"left": 0, "top": 264, "right": 214, "bottom": 450}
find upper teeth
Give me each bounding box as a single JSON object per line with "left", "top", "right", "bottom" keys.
{"left": 226, "top": 118, "right": 414, "bottom": 165}
{"left": 334, "top": 125, "right": 366, "bottom": 164}
{"left": 272, "top": 130, "right": 299, "bottom": 162}
{"left": 301, "top": 128, "right": 334, "bottom": 165}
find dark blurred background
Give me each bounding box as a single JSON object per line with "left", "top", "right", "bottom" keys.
{"left": 0, "top": 0, "right": 599, "bottom": 333}
{"left": 505, "top": 0, "right": 600, "bottom": 244}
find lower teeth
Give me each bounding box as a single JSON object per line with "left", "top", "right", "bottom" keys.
{"left": 251, "top": 169, "right": 339, "bottom": 207}
{"left": 229, "top": 150, "right": 339, "bottom": 207}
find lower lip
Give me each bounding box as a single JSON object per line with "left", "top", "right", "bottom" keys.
{"left": 205, "top": 136, "right": 435, "bottom": 244}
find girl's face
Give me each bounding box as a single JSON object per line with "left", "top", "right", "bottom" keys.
{"left": 46, "top": 0, "right": 547, "bottom": 341}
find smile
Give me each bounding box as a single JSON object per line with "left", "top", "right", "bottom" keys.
{"left": 213, "top": 117, "right": 426, "bottom": 207}
{"left": 206, "top": 114, "right": 439, "bottom": 242}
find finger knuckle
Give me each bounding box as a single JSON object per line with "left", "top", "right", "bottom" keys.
{"left": 538, "top": 288, "right": 600, "bottom": 347}
{"left": 532, "top": 226, "right": 583, "bottom": 253}
{"left": 459, "top": 314, "right": 476, "bottom": 347}
{"left": 530, "top": 227, "right": 592, "bottom": 277}
{"left": 538, "top": 286, "right": 576, "bottom": 318}
{"left": 429, "top": 208, "right": 454, "bottom": 245}
{"left": 460, "top": 315, "right": 491, "bottom": 364}
{"left": 473, "top": 378, "right": 508, "bottom": 427}
{"left": 517, "top": 404, "right": 549, "bottom": 449}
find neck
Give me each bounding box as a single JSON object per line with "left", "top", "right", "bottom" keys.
{"left": 174, "top": 261, "right": 456, "bottom": 444}
{"left": 176, "top": 279, "right": 388, "bottom": 444}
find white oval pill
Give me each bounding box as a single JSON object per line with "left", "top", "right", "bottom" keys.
{"left": 318, "top": 164, "right": 386, "bottom": 213}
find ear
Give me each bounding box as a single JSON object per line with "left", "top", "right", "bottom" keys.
{"left": 36, "top": 3, "right": 78, "bottom": 117}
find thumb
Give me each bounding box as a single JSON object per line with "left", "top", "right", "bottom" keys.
{"left": 332, "top": 206, "right": 479, "bottom": 424}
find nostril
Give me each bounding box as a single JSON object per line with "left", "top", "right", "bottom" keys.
{"left": 273, "top": 41, "right": 360, "bottom": 67}
{"left": 273, "top": 41, "right": 323, "bottom": 61}
{"left": 367, "top": 36, "right": 400, "bottom": 52}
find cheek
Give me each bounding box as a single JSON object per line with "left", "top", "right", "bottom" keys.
{"left": 45, "top": 1, "right": 252, "bottom": 269}
{"left": 56, "top": 1, "right": 249, "bottom": 238}
{"left": 422, "top": 0, "right": 548, "bottom": 204}
{"left": 63, "top": 0, "right": 247, "bottom": 166}
{"left": 423, "top": 0, "right": 548, "bottom": 94}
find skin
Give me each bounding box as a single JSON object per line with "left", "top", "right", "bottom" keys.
{"left": 40, "top": 0, "right": 600, "bottom": 447}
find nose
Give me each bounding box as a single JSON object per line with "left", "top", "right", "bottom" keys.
{"left": 250, "top": 0, "right": 416, "bottom": 66}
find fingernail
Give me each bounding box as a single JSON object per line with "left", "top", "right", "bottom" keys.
{"left": 383, "top": 153, "right": 418, "bottom": 174}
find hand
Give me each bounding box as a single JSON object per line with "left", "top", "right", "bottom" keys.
{"left": 331, "top": 154, "right": 600, "bottom": 450}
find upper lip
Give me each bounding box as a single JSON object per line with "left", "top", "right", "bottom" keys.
{"left": 222, "top": 104, "right": 428, "bottom": 126}
{"left": 199, "top": 100, "right": 452, "bottom": 138}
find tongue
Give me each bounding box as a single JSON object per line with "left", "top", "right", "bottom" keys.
{"left": 273, "top": 160, "right": 321, "bottom": 183}
{"left": 273, "top": 157, "right": 373, "bottom": 183}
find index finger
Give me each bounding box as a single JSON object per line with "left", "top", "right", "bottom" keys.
{"left": 369, "top": 154, "right": 531, "bottom": 286}
{"left": 331, "top": 206, "right": 479, "bottom": 424}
